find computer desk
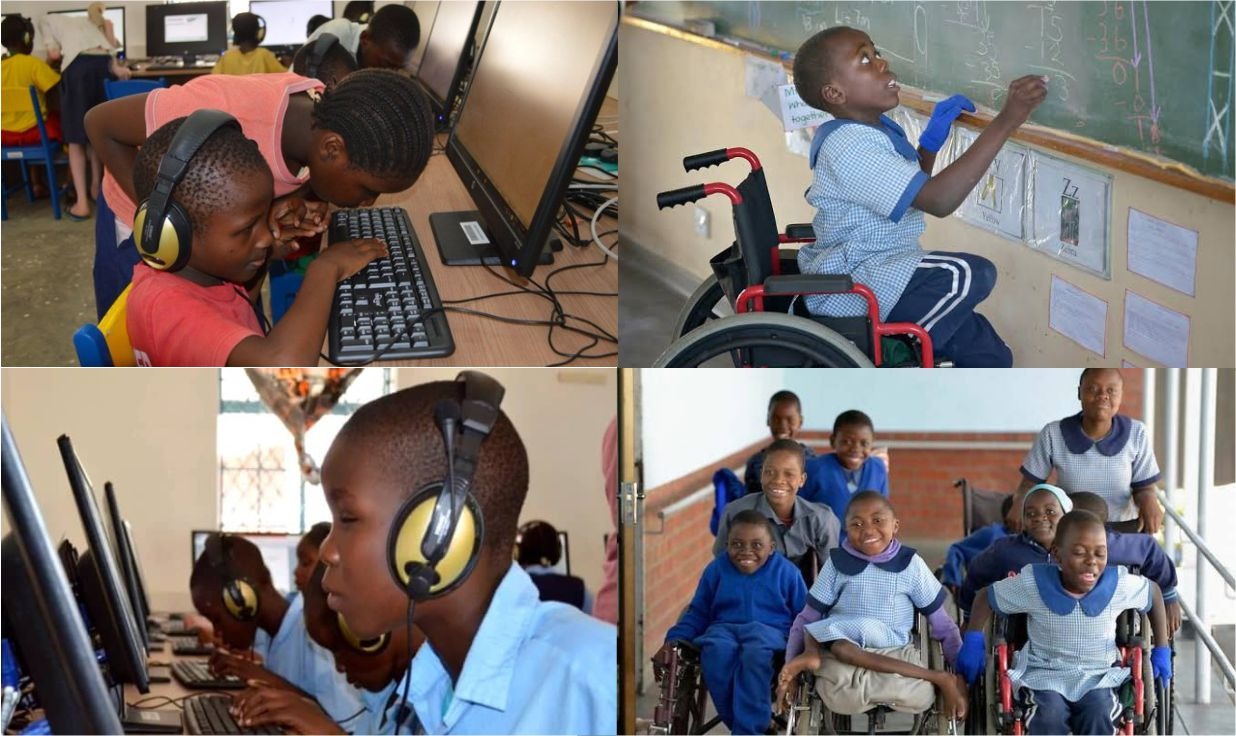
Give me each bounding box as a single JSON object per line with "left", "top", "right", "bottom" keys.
{"left": 127, "top": 62, "right": 214, "bottom": 83}
{"left": 317, "top": 134, "right": 619, "bottom": 367}
{"left": 122, "top": 639, "right": 204, "bottom": 732}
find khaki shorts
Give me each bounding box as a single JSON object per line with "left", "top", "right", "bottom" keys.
{"left": 813, "top": 643, "right": 936, "bottom": 715}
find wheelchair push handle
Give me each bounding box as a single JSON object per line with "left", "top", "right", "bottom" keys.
{"left": 682, "top": 147, "right": 762, "bottom": 172}
{"left": 656, "top": 183, "right": 743, "bottom": 209}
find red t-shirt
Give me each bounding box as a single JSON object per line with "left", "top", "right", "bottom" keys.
{"left": 127, "top": 264, "right": 262, "bottom": 366}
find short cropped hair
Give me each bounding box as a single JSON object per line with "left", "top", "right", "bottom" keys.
{"left": 765, "top": 438, "right": 807, "bottom": 470}
{"left": 367, "top": 4, "right": 420, "bottom": 56}
{"left": 190, "top": 533, "right": 273, "bottom": 596}
{"left": 793, "top": 26, "right": 854, "bottom": 111}
{"left": 292, "top": 35, "right": 358, "bottom": 85}
{"left": 1, "top": 15, "right": 32, "bottom": 50}
{"left": 729, "top": 509, "right": 776, "bottom": 541}
{"left": 516, "top": 520, "right": 562, "bottom": 567}
{"left": 133, "top": 116, "right": 271, "bottom": 235}
{"left": 845, "top": 490, "right": 894, "bottom": 518}
{"left": 1067, "top": 492, "right": 1109, "bottom": 522}
{"left": 1079, "top": 368, "right": 1123, "bottom": 387}
{"left": 301, "top": 521, "right": 332, "bottom": 550}
{"left": 1054, "top": 509, "right": 1105, "bottom": 548}
{"left": 832, "top": 409, "right": 874, "bottom": 436}
{"left": 306, "top": 14, "right": 329, "bottom": 36}
{"left": 231, "top": 12, "right": 263, "bottom": 45}
{"left": 767, "top": 390, "right": 802, "bottom": 415}
{"left": 334, "top": 379, "right": 529, "bottom": 564}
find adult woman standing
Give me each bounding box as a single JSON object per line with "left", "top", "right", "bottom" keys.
{"left": 1015, "top": 368, "right": 1164, "bottom": 532}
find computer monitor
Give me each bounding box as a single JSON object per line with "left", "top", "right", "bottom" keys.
{"left": 57, "top": 434, "right": 150, "bottom": 693}
{"left": 250, "top": 0, "right": 333, "bottom": 50}
{"left": 415, "top": 0, "right": 482, "bottom": 126}
{"left": 46, "top": 6, "right": 126, "bottom": 54}
{"left": 145, "top": 1, "right": 229, "bottom": 60}
{"left": 407, "top": 1, "right": 439, "bottom": 75}
{"left": 191, "top": 530, "right": 300, "bottom": 594}
{"left": 104, "top": 480, "right": 152, "bottom": 628}
{"left": 0, "top": 417, "right": 123, "bottom": 734}
{"left": 433, "top": 1, "right": 618, "bottom": 275}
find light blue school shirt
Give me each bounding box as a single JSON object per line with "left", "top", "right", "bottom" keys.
{"left": 265, "top": 592, "right": 365, "bottom": 724}
{"left": 399, "top": 562, "right": 617, "bottom": 734}
{"left": 351, "top": 679, "right": 412, "bottom": 736}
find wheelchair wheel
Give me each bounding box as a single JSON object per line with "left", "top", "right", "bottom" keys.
{"left": 786, "top": 673, "right": 823, "bottom": 735}
{"left": 672, "top": 275, "right": 732, "bottom": 339}
{"left": 655, "top": 313, "right": 876, "bottom": 367}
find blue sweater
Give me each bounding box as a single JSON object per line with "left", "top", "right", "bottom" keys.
{"left": 940, "top": 522, "right": 1011, "bottom": 588}
{"left": 666, "top": 551, "right": 807, "bottom": 643}
{"left": 959, "top": 530, "right": 1178, "bottom": 615}
{"left": 800, "top": 453, "right": 889, "bottom": 533}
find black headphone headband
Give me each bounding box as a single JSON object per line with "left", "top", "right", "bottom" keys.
{"left": 138, "top": 110, "right": 240, "bottom": 256}
{"left": 306, "top": 32, "right": 341, "bottom": 80}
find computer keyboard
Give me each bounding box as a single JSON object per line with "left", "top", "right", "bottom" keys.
{"left": 173, "top": 639, "right": 215, "bottom": 656}
{"left": 327, "top": 207, "right": 455, "bottom": 363}
{"left": 171, "top": 660, "right": 245, "bottom": 690}
{"left": 184, "top": 694, "right": 283, "bottom": 735}
{"left": 159, "top": 619, "right": 194, "bottom": 635}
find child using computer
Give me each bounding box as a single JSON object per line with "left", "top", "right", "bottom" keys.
{"left": 123, "top": 114, "right": 389, "bottom": 366}
{"left": 1, "top": 15, "right": 62, "bottom": 152}
{"left": 715, "top": 438, "right": 841, "bottom": 577}
{"left": 516, "top": 520, "right": 594, "bottom": 613}
{"left": 801, "top": 410, "right": 889, "bottom": 527}
{"left": 305, "top": 4, "right": 420, "bottom": 71}
{"left": 294, "top": 522, "right": 332, "bottom": 594}
{"left": 315, "top": 373, "right": 617, "bottom": 734}
{"left": 743, "top": 391, "right": 816, "bottom": 494}
{"left": 231, "top": 562, "right": 421, "bottom": 735}
{"left": 657, "top": 510, "right": 807, "bottom": 735}
{"left": 792, "top": 27, "right": 1049, "bottom": 366}
{"left": 777, "top": 492, "right": 966, "bottom": 720}
{"left": 189, "top": 534, "right": 364, "bottom": 723}
{"left": 958, "top": 510, "right": 1171, "bottom": 735}
{"left": 86, "top": 68, "right": 435, "bottom": 318}
{"left": 291, "top": 34, "right": 360, "bottom": 90}
{"left": 213, "top": 12, "right": 286, "bottom": 76}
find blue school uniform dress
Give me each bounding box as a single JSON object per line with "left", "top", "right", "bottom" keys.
{"left": 800, "top": 117, "right": 1010, "bottom": 367}
{"left": 264, "top": 593, "right": 364, "bottom": 723}
{"left": 398, "top": 563, "right": 616, "bottom": 735}
{"left": 804, "top": 546, "right": 947, "bottom": 650}
{"left": 1021, "top": 413, "right": 1161, "bottom": 522}
{"left": 666, "top": 551, "right": 807, "bottom": 736}
{"left": 800, "top": 453, "right": 888, "bottom": 534}
{"left": 989, "top": 564, "right": 1152, "bottom": 736}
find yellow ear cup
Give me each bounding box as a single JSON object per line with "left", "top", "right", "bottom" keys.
{"left": 337, "top": 613, "right": 388, "bottom": 653}
{"left": 133, "top": 202, "right": 188, "bottom": 271}
{"left": 389, "top": 489, "right": 481, "bottom": 598}
{"left": 222, "top": 579, "right": 259, "bottom": 621}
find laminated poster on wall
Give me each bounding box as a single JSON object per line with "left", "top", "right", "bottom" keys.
{"left": 777, "top": 83, "right": 829, "bottom": 132}
{"left": 1124, "top": 290, "right": 1190, "bottom": 367}
{"left": 1126, "top": 208, "right": 1199, "bottom": 297}
{"left": 1048, "top": 275, "right": 1107, "bottom": 356}
{"left": 1029, "top": 152, "right": 1112, "bottom": 278}
{"left": 950, "top": 127, "right": 1028, "bottom": 241}
{"left": 745, "top": 54, "right": 788, "bottom": 119}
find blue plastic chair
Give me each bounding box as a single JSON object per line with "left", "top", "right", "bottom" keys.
{"left": 103, "top": 77, "right": 167, "bottom": 100}
{"left": 73, "top": 284, "right": 136, "bottom": 367}
{"left": 1, "top": 85, "right": 68, "bottom": 220}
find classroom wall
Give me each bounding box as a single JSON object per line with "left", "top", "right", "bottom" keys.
{"left": 619, "top": 20, "right": 1236, "bottom": 368}
{"left": 1, "top": 366, "right": 615, "bottom": 613}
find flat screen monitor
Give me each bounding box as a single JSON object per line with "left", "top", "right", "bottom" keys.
{"left": 191, "top": 530, "right": 300, "bottom": 594}
{"left": 415, "top": 0, "right": 482, "bottom": 124}
{"left": 47, "top": 6, "right": 126, "bottom": 54}
{"left": 57, "top": 434, "right": 150, "bottom": 693}
{"left": 145, "top": 1, "right": 229, "bottom": 58}
{"left": 104, "top": 481, "right": 151, "bottom": 628}
{"left": 1, "top": 416, "right": 123, "bottom": 734}
{"left": 435, "top": 1, "right": 618, "bottom": 275}
{"left": 407, "top": 1, "right": 440, "bottom": 75}
{"left": 250, "top": 0, "right": 333, "bottom": 49}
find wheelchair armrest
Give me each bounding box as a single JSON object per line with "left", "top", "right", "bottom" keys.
{"left": 763, "top": 274, "right": 855, "bottom": 296}
{"left": 784, "top": 223, "right": 814, "bottom": 240}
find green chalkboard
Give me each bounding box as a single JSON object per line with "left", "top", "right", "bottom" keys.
{"left": 630, "top": 1, "right": 1234, "bottom": 182}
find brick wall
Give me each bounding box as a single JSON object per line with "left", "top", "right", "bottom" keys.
{"left": 640, "top": 370, "right": 1145, "bottom": 654}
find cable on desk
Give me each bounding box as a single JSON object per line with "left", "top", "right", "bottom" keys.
{"left": 128, "top": 694, "right": 190, "bottom": 710}
{"left": 589, "top": 196, "right": 619, "bottom": 261}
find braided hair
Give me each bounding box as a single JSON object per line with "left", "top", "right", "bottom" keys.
{"left": 311, "top": 68, "right": 434, "bottom": 182}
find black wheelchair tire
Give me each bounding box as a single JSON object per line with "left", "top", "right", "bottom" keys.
{"left": 654, "top": 313, "right": 876, "bottom": 368}
{"left": 672, "top": 275, "right": 730, "bottom": 339}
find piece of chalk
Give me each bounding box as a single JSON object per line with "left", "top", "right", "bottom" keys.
{"left": 1041, "top": 75, "right": 1050, "bottom": 82}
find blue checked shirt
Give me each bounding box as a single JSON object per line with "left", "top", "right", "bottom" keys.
{"left": 803, "top": 546, "right": 947, "bottom": 649}
{"left": 990, "top": 564, "right": 1152, "bottom": 702}
{"left": 1021, "top": 414, "right": 1161, "bottom": 522}
{"left": 799, "top": 117, "right": 929, "bottom": 320}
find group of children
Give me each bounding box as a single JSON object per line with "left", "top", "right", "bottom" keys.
{"left": 186, "top": 376, "right": 616, "bottom": 734}
{"left": 660, "top": 388, "right": 1178, "bottom": 735}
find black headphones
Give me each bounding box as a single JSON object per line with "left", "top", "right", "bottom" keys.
{"left": 133, "top": 110, "right": 240, "bottom": 272}
{"left": 232, "top": 12, "right": 266, "bottom": 44}
{"left": 337, "top": 612, "right": 389, "bottom": 654}
{"left": 385, "top": 371, "right": 504, "bottom": 602}
{"left": 207, "top": 534, "right": 260, "bottom": 622}
{"left": 22, "top": 16, "right": 34, "bottom": 46}
{"left": 306, "top": 33, "right": 344, "bottom": 80}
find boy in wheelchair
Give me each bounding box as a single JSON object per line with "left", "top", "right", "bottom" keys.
{"left": 655, "top": 510, "right": 808, "bottom": 735}
{"left": 776, "top": 492, "right": 966, "bottom": 722}
{"left": 957, "top": 510, "right": 1171, "bottom": 735}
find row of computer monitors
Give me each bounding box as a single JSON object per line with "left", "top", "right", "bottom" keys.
{"left": 22, "top": 1, "right": 617, "bottom": 278}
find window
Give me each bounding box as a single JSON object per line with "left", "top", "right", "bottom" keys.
{"left": 217, "top": 368, "right": 391, "bottom": 532}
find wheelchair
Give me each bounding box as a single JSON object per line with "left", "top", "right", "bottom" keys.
{"left": 781, "top": 614, "right": 956, "bottom": 735}
{"left": 971, "top": 609, "right": 1173, "bottom": 734}
{"left": 653, "top": 147, "right": 938, "bottom": 368}
{"left": 650, "top": 639, "right": 788, "bottom": 735}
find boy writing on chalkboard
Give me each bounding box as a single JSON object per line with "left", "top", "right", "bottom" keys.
{"left": 793, "top": 27, "right": 1047, "bottom": 367}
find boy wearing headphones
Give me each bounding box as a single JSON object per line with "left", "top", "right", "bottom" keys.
{"left": 212, "top": 12, "right": 285, "bottom": 76}
{"left": 190, "top": 533, "right": 364, "bottom": 724}
{"left": 317, "top": 373, "right": 617, "bottom": 734}
{"left": 291, "top": 34, "right": 360, "bottom": 90}
{"left": 125, "top": 113, "right": 387, "bottom": 366}
{"left": 515, "top": 520, "right": 594, "bottom": 613}
{"left": 305, "top": 4, "right": 420, "bottom": 71}
{"left": 1, "top": 15, "right": 63, "bottom": 148}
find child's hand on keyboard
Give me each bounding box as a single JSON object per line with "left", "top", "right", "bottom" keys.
{"left": 231, "top": 684, "right": 346, "bottom": 735}
{"left": 314, "top": 238, "right": 389, "bottom": 281}
{"left": 209, "top": 650, "right": 286, "bottom": 689}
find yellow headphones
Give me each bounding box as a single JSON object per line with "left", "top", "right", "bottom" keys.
{"left": 207, "top": 534, "right": 259, "bottom": 622}
{"left": 337, "top": 612, "right": 389, "bottom": 654}
{"left": 255, "top": 14, "right": 266, "bottom": 43}
{"left": 386, "top": 372, "right": 503, "bottom": 601}
{"left": 133, "top": 110, "right": 240, "bottom": 272}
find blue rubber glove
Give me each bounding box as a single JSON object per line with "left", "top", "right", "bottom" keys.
{"left": 919, "top": 94, "right": 976, "bottom": 153}
{"left": 956, "top": 630, "right": 986, "bottom": 684}
{"left": 1151, "top": 645, "right": 1172, "bottom": 688}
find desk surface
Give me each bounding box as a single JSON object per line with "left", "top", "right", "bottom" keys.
{"left": 319, "top": 135, "right": 619, "bottom": 367}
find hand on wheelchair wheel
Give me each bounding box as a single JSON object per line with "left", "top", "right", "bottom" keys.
{"left": 939, "top": 673, "right": 969, "bottom": 721}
